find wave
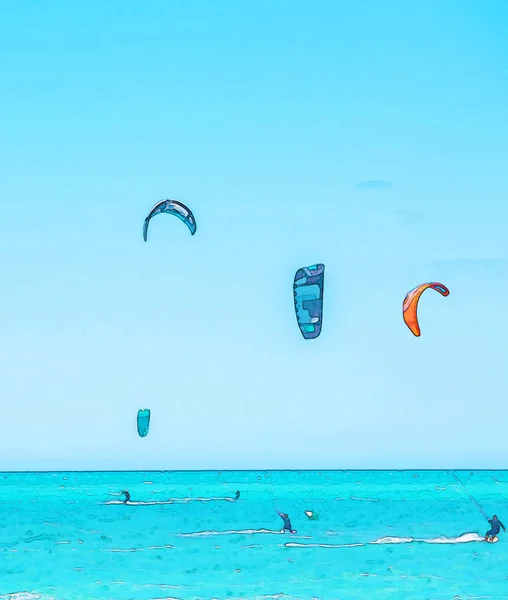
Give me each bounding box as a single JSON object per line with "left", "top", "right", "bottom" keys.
{"left": 105, "top": 500, "right": 174, "bottom": 505}
{"left": 335, "top": 496, "right": 380, "bottom": 502}
{"left": 0, "top": 594, "right": 45, "bottom": 600}
{"left": 105, "top": 496, "right": 236, "bottom": 505}
{"left": 173, "top": 529, "right": 311, "bottom": 539}
{"left": 169, "top": 496, "right": 236, "bottom": 503}
{"left": 350, "top": 496, "right": 380, "bottom": 503}
{"left": 105, "top": 543, "right": 174, "bottom": 552}
{"left": 285, "top": 532, "right": 483, "bottom": 549}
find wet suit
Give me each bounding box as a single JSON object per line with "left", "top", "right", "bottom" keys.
{"left": 234, "top": 491, "right": 240, "bottom": 500}
{"left": 277, "top": 511, "right": 293, "bottom": 533}
{"left": 486, "top": 517, "right": 505, "bottom": 539}
{"left": 123, "top": 491, "right": 131, "bottom": 504}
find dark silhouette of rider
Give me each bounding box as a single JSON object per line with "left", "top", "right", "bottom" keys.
{"left": 485, "top": 515, "right": 505, "bottom": 541}
{"left": 277, "top": 510, "right": 295, "bottom": 533}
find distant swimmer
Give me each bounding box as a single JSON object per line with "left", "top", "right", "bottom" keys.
{"left": 234, "top": 491, "right": 240, "bottom": 500}
{"left": 485, "top": 515, "right": 505, "bottom": 541}
{"left": 122, "top": 490, "right": 131, "bottom": 504}
{"left": 277, "top": 510, "right": 297, "bottom": 534}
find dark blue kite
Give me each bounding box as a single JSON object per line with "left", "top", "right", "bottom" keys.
{"left": 293, "top": 264, "right": 325, "bottom": 339}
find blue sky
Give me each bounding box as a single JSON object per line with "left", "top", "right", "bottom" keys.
{"left": 1, "top": 0, "right": 507, "bottom": 471}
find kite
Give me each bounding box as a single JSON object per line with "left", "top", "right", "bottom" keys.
{"left": 137, "top": 409, "right": 151, "bottom": 437}
{"left": 305, "top": 510, "right": 319, "bottom": 520}
{"left": 293, "top": 264, "right": 325, "bottom": 339}
{"left": 143, "top": 199, "right": 196, "bottom": 241}
{"left": 402, "top": 282, "right": 449, "bottom": 336}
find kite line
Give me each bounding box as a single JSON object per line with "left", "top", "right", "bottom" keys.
{"left": 451, "top": 471, "right": 488, "bottom": 519}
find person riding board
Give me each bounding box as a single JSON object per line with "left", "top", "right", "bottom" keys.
{"left": 485, "top": 515, "right": 505, "bottom": 541}
{"left": 277, "top": 510, "right": 296, "bottom": 534}
{"left": 122, "top": 490, "right": 131, "bottom": 504}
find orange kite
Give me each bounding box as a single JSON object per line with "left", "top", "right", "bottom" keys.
{"left": 402, "top": 282, "right": 450, "bottom": 336}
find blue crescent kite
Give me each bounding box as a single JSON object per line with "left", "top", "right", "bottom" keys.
{"left": 293, "top": 264, "right": 325, "bottom": 339}
{"left": 143, "top": 199, "right": 197, "bottom": 241}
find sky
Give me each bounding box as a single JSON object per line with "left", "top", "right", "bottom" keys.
{"left": 1, "top": 0, "right": 507, "bottom": 471}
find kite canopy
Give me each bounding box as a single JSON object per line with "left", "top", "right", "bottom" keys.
{"left": 402, "top": 282, "right": 449, "bottom": 336}
{"left": 137, "top": 409, "right": 151, "bottom": 437}
{"left": 293, "top": 264, "right": 325, "bottom": 339}
{"left": 143, "top": 199, "right": 197, "bottom": 241}
{"left": 305, "top": 510, "right": 319, "bottom": 520}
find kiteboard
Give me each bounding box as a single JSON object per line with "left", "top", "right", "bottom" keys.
{"left": 281, "top": 529, "right": 297, "bottom": 534}
{"left": 486, "top": 536, "right": 499, "bottom": 543}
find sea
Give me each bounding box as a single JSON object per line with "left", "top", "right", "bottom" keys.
{"left": 0, "top": 470, "right": 507, "bottom": 600}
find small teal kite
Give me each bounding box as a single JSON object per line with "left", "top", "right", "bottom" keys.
{"left": 137, "top": 409, "right": 151, "bottom": 437}
{"left": 143, "top": 199, "right": 196, "bottom": 241}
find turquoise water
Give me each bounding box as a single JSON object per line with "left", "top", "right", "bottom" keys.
{"left": 1, "top": 470, "right": 507, "bottom": 600}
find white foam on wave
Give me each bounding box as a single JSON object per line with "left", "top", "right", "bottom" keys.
{"left": 105, "top": 497, "right": 235, "bottom": 505}
{"left": 179, "top": 595, "right": 296, "bottom": 600}
{"left": 285, "top": 532, "right": 484, "bottom": 549}
{"left": 105, "top": 543, "right": 174, "bottom": 552}
{"left": 0, "top": 594, "right": 44, "bottom": 600}
{"left": 105, "top": 500, "right": 174, "bottom": 505}
{"left": 209, "top": 595, "right": 297, "bottom": 600}
{"left": 173, "top": 529, "right": 311, "bottom": 539}
{"left": 335, "top": 496, "right": 380, "bottom": 502}
{"left": 350, "top": 496, "right": 380, "bottom": 503}
{"left": 170, "top": 497, "right": 236, "bottom": 503}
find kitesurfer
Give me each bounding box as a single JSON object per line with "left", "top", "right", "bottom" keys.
{"left": 485, "top": 515, "right": 505, "bottom": 541}
{"left": 234, "top": 491, "right": 240, "bottom": 500}
{"left": 277, "top": 510, "right": 296, "bottom": 533}
{"left": 122, "top": 490, "right": 131, "bottom": 504}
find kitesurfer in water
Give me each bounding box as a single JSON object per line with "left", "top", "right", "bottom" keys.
{"left": 277, "top": 510, "right": 296, "bottom": 533}
{"left": 485, "top": 515, "right": 505, "bottom": 541}
{"left": 122, "top": 490, "right": 131, "bottom": 504}
{"left": 234, "top": 491, "right": 240, "bottom": 500}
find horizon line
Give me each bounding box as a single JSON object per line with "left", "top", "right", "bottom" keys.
{"left": 0, "top": 468, "right": 505, "bottom": 474}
